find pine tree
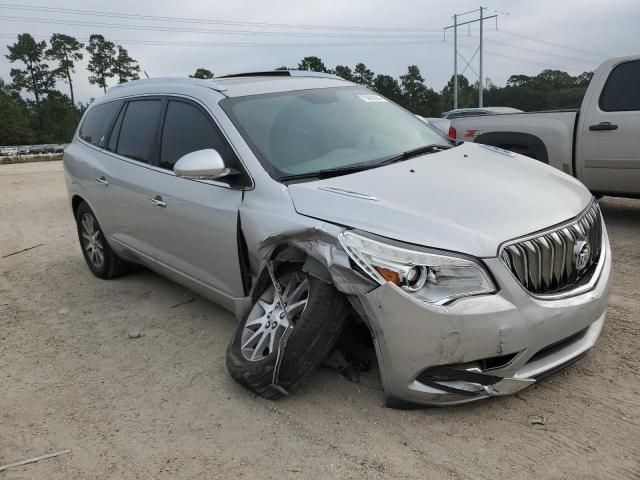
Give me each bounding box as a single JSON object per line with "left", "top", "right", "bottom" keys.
{"left": 86, "top": 34, "right": 116, "bottom": 93}
{"left": 5, "top": 33, "right": 54, "bottom": 113}
{"left": 113, "top": 45, "right": 140, "bottom": 83}
{"left": 46, "top": 33, "right": 84, "bottom": 110}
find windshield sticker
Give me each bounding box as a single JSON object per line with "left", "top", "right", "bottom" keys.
{"left": 357, "top": 94, "right": 388, "bottom": 103}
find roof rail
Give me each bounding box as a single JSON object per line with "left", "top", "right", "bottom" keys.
{"left": 107, "top": 77, "right": 227, "bottom": 93}
{"left": 217, "top": 69, "right": 346, "bottom": 81}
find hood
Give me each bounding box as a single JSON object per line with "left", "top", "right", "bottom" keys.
{"left": 287, "top": 142, "right": 592, "bottom": 258}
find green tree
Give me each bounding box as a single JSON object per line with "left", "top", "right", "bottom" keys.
{"left": 297, "top": 56, "right": 327, "bottom": 72}
{"left": 441, "top": 74, "right": 477, "bottom": 110}
{"left": 531, "top": 69, "right": 575, "bottom": 90}
{"left": 86, "top": 34, "right": 116, "bottom": 93}
{"left": 353, "top": 62, "right": 374, "bottom": 87}
{"left": 506, "top": 74, "right": 531, "bottom": 87}
{"left": 576, "top": 71, "right": 594, "bottom": 88}
{"left": 46, "top": 33, "right": 83, "bottom": 110}
{"left": 0, "top": 78, "right": 33, "bottom": 144}
{"left": 372, "top": 74, "right": 402, "bottom": 103}
{"left": 485, "top": 68, "right": 593, "bottom": 112}
{"left": 189, "top": 68, "right": 214, "bottom": 79}
{"left": 400, "top": 65, "right": 429, "bottom": 114}
{"left": 5, "top": 33, "right": 54, "bottom": 113}
{"left": 334, "top": 65, "right": 354, "bottom": 81}
{"left": 38, "top": 90, "right": 80, "bottom": 143}
{"left": 113, "top": 45, "right": 140, "bottom": 83}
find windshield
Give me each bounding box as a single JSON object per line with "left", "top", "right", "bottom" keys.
{"left": 220, "top": 86, "right": 450, "bottom": 180}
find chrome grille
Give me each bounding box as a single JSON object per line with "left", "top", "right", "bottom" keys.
{"left": 500, "top": 201, "right": 603, "bottom": 295}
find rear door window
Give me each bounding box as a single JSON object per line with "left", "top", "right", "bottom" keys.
{"left": 115, "top": 99, "right": 163, "bottom": 163}
{"left": 600, "top": 60, "right": 640, "bottom": 112}
{"left": 79, "top": 101, "right": 121, "bottom": 148}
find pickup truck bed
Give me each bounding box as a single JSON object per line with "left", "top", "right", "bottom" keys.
{"left": 451, "top": 109, "right": 579, "bottom": 174}
{"left": 449, "top": 54, "right": 640, "bottom": 197}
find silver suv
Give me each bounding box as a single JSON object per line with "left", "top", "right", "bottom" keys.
{"left": 64, "top": 71, "right": 611, "bottom": 407}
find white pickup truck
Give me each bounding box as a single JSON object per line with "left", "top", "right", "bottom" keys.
{"left": 449, "top": 54, "right": 640, "bottom": 197}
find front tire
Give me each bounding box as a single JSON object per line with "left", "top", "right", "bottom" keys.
{"left": 226, "top": 268, "right": 349, "bottom": 399}
{"left": 75, "top": 201, "right": 131, "bottom": 279}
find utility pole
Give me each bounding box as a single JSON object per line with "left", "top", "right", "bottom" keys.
{"left": 453, "top": 14, "right": 458, "bottom": 109}
{"left": 444, "top": 7, "right": 497, "bottom": 109}
{"left": 479, "top": 7, "right": 484, "bottom": 107}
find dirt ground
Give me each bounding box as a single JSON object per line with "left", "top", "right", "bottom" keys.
{"left": 1, "top": 161, "right": 639, "bottom": 479}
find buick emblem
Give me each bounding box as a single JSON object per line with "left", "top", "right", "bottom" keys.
{"left": 574, "top": 240, "right": 591, "bottom": 271}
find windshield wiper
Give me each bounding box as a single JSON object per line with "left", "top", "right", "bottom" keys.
{"left": 279, "top": 143, "right": 453, "bottom": 182}
{"left": 377, "top": 143, "right": 453, "bottom": 167}
{"left": 279, "top": 164, "right": 375, "bottom": 182}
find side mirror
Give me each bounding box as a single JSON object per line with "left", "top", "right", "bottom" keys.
{"left": 174, "top": 149, "right": 230, "bottom": 180}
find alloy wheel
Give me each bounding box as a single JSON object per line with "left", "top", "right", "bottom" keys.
{"left": 240, "top": 272, "right": 310, "bottom": 362}
{"left": 80, "top": 213, "right": 105, "bottom": 269}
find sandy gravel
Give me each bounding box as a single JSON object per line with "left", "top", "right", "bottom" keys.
{"left": 1, "top": 161, "right": 639, "bottom": 479}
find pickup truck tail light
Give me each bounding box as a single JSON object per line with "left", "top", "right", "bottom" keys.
{"left": 448, "top": 126, "right": 457, "bottom": 140}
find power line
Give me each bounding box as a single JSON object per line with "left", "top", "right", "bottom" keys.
{"left": 498, "top": 29, "right": 611, "bottom": 59}
{"left": 457, "top": 44, "right": 582, "bottom": 71}
{"left": 0, "top": 15, "right": 450, "bottom": 39}
{"left": 0, "top": 32, "right": 450, "bottom": 48}
{"left": 457, "top": 35, "right": 601, "bottom": 65}
{"left": 485, "top": 38, "right": 600, "bottom": 65}
{"left": 108, "top": 39, "right": 448, "bottom": 48}
{"left": 0, "top": 3, "right": 443, "bottom": 32}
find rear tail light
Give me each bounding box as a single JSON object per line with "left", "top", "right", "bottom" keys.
{"left": 448, "top": 126, "right": 457, "bottom": 140}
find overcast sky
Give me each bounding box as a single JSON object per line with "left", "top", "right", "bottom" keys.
{"left": 1, "top": 0, "right": 639, "bottom": 103}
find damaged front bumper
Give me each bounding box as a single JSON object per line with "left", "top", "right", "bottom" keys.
{"left": 357, "top": 246, "right": 611, "bottom": 407}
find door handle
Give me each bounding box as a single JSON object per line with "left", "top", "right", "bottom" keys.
{"left": 589, "top": 122, "right": 618, "bottom": 131}
{"left": 95, "top": 176, "right": 109, "bottom": 186}
{"left": 148, "top": 195, "right": 167, "bottom": 208}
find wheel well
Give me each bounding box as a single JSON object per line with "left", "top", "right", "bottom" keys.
{"left": 71, "top": 195, "right": 85, "bottom": 219}
{"left": 250, "top": 244, "right": 332, "bottom": 300}
{"left": 475, "top": 131, "right": 549, "bottom": 164}
{"left": 249, "top": 243, "right": 378, "bottom": 381}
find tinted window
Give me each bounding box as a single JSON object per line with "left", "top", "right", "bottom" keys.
{"left": 79, "top": 101, "right": 121, "bottom": 147}
{"left": 107, "top": 106, "right": 124, "bottom": 152}
{"left": 160, "top": 101, "right": 237, "bottom": 171}
{"left": 600, "top": 60, "right": 640, "bottom": 111}
{"left": 116, "top": 100, "right": 163, "bottom": 163}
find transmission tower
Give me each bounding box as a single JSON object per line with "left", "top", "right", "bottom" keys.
{"left": 444, "top": 7, "right": 498, "bottom": 109}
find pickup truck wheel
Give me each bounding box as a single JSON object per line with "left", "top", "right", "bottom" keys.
{"left": 75, "top": 201, "right": 132, "bottom": 279}
{"left": 226, "top": 269, "right": 349, "bottom": 400}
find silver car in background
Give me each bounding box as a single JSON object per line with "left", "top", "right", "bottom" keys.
{"left": 64, "top": 71, "right": 611, "bottom": 407}
{"left": 442, "top": 106, "right": 523, "bottom": 119}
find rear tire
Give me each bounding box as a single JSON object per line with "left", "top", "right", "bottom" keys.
{"left": 75, "top": 201, "right": 132, "bottom": 279}
{"left": 226, "top": 268, "right": 349, "bottom": 400}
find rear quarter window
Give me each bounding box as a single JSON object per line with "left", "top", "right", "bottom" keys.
{"left": 599, "top": 60, "right": 640, "bottom": 112}
{"left": 78, "top": 101, "right": 122, "bottom": 148}
{"left": 115, "top": 99, "right": 163, "bottom": 164}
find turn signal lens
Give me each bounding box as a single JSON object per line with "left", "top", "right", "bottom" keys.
{"left": 374, "top": 266, "right": 400, "bottom": 285}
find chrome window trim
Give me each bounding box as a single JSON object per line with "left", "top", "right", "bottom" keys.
{"left": 78, "top": 92, "right": 255, "bottom": 191}
{"left": 498, "top": 198, "right": 607, "bottom": 300}
{"left": 78, "top": 137, "right": 248, "bottom": 191}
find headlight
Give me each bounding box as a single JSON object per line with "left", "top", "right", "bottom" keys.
{"left": 339, "top": 231, "right": 496, "bottom": 305}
